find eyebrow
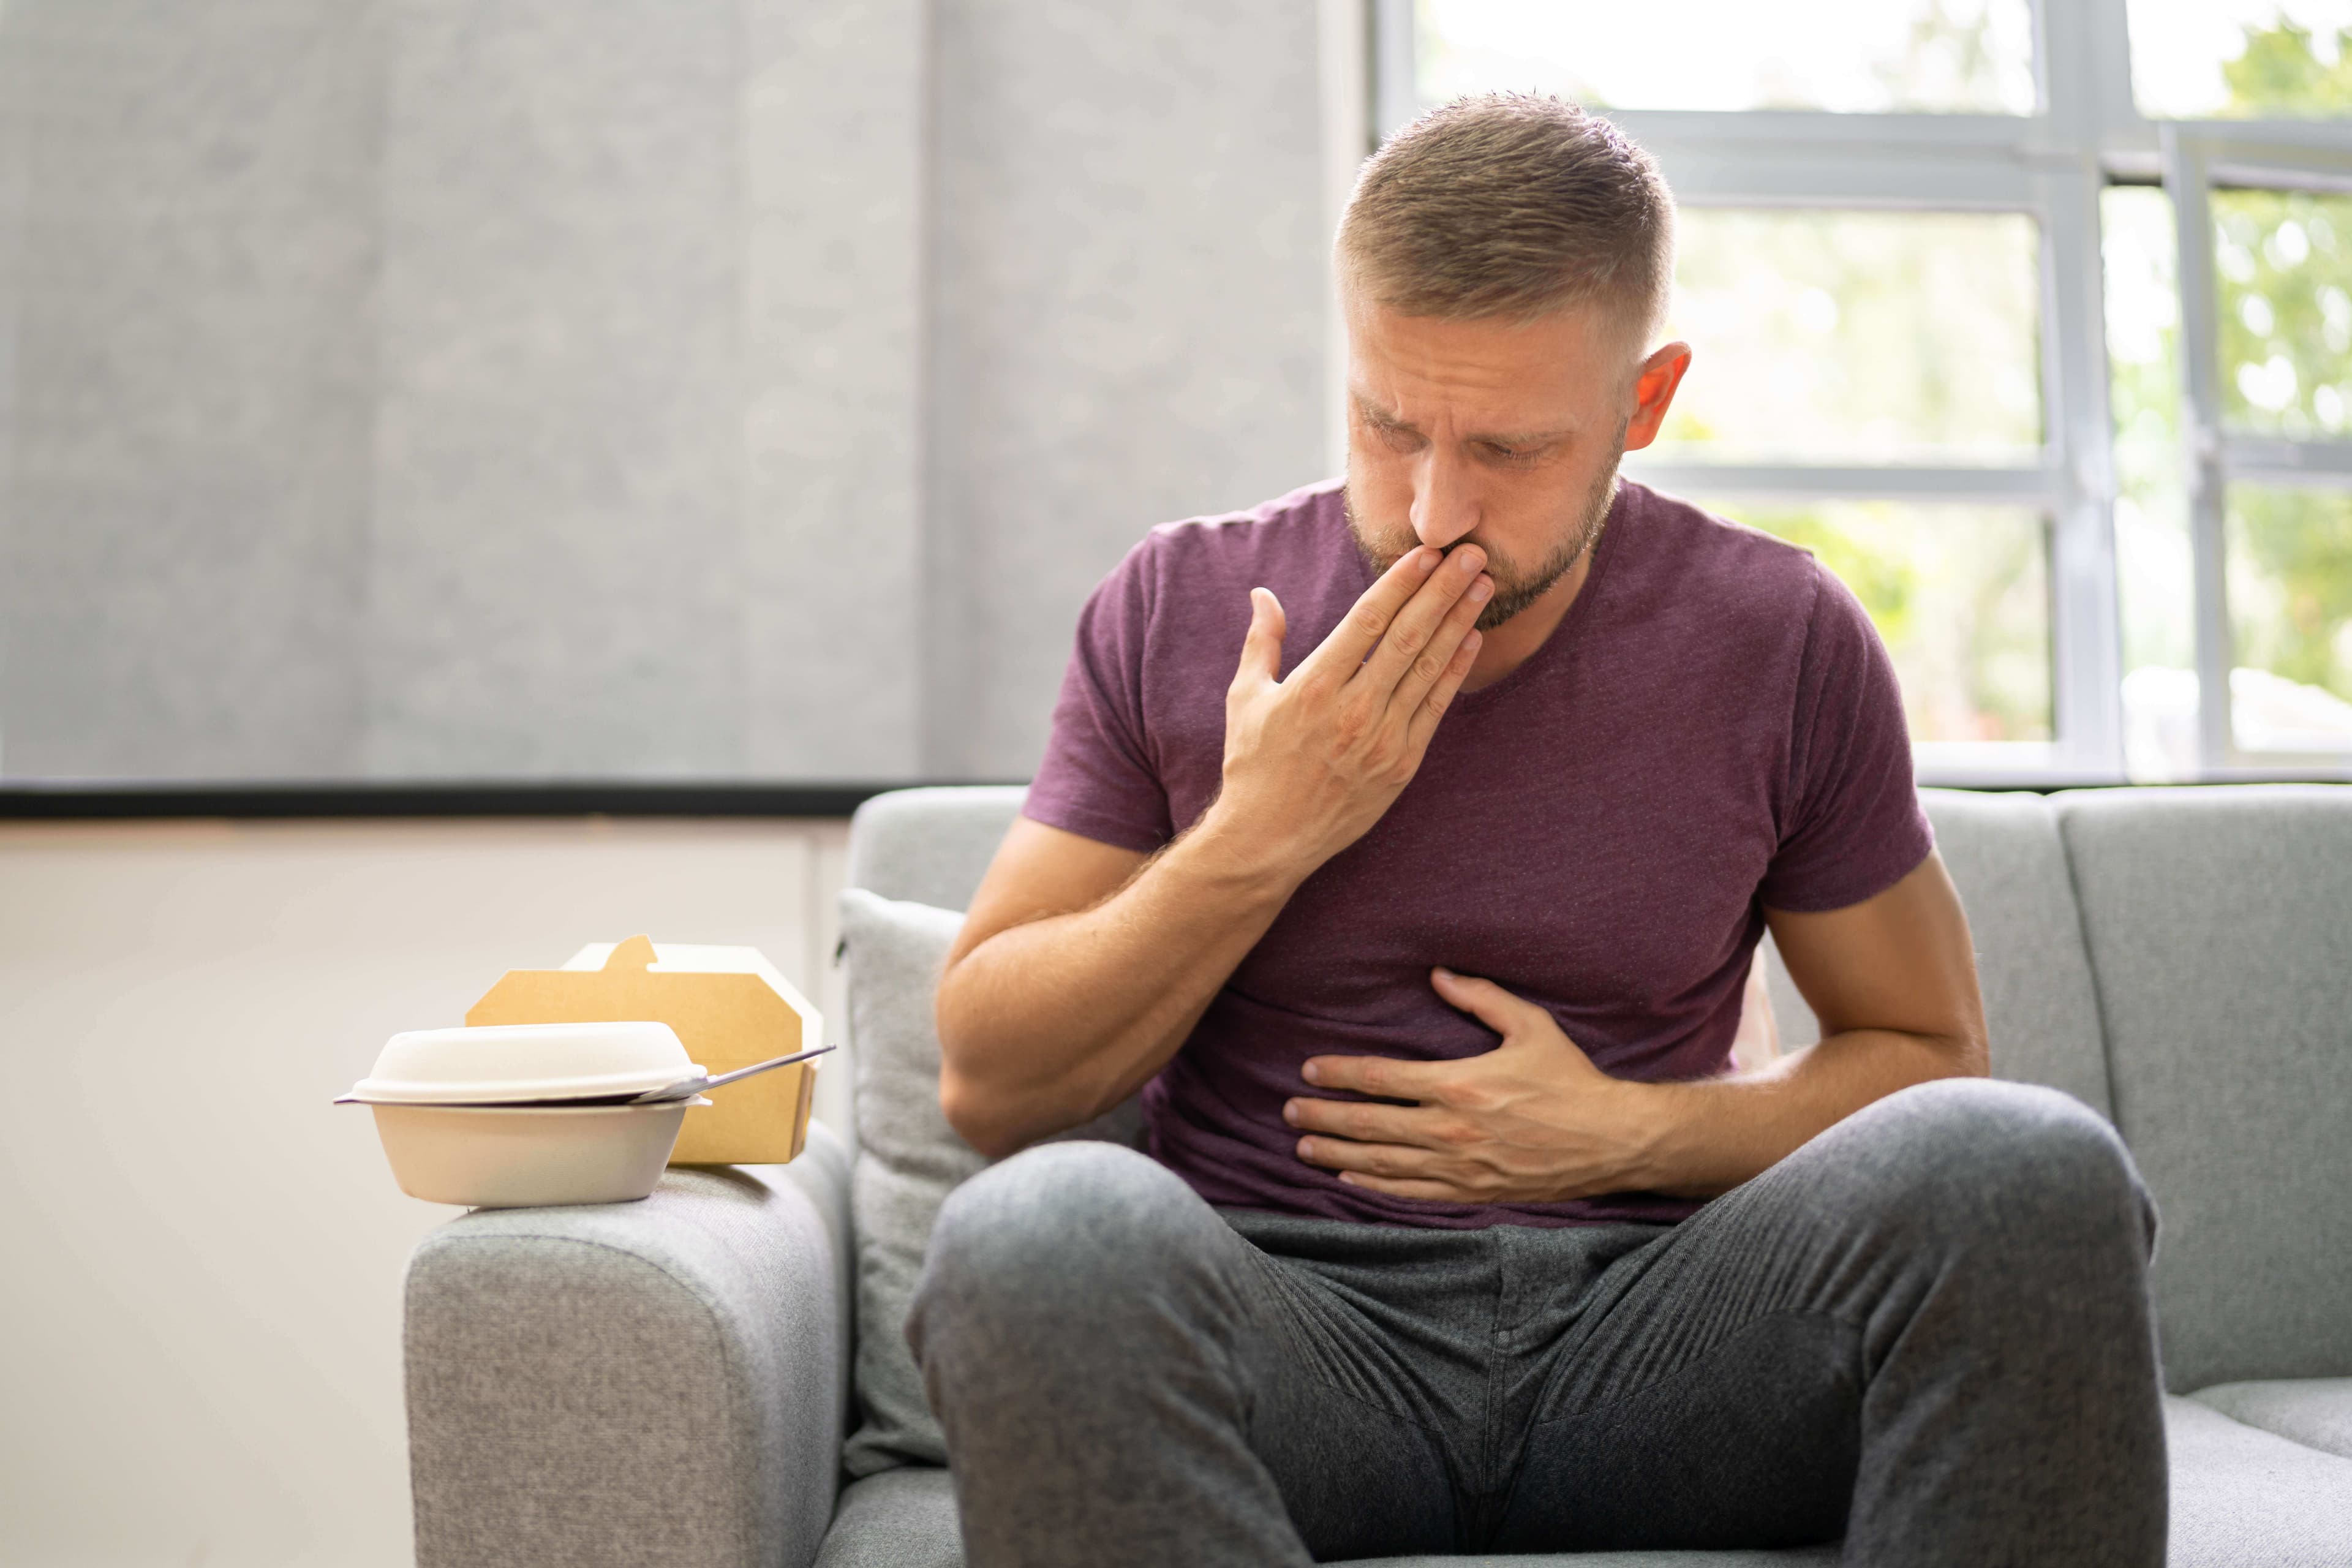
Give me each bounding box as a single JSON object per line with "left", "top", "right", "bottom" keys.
{"left": 1351, "top": 393, "right": 1575, "bottom": 449}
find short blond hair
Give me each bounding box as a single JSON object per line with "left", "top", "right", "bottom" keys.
{"left": 1337, "top": 94, "right": 1674, "bottom": 347}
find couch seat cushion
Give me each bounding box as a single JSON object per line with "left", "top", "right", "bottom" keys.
{"left": 2167, "top": 1395, "right": 2352, "bottom": 1566}
{"left": 814, "top": 1400, "right": 2352, "bottom": 1566}
{"left": 2191, "top": 1378, "right": 2352, "bottom": 1461}
{"left": 815, "top": 1467, "right": 963, "bottom": 1568}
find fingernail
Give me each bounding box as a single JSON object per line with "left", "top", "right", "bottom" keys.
{"left": 1302, "top": 1061, "right": 1322, "bottom": 1084}
{"left": 1281, "top": 1099, "right": 1300, "bottom": 1125}
{"left": 1464, "top": 630, "right": 1483, "bottom": 652}
{"left": 1455, "top": 548, "right": 1484, "bottom": 574}
{"left": 1297, "top": 1138, "right": 1316, "bottom": 1159}
{"left": 1434, "top": 965, "right": 1453, "bottom": 979}
{"left": 1469, "top": 578, "right": 1493, "bottom": 602}
{"left": 1416, "top": 548, "right": 1440, "bottom": 573}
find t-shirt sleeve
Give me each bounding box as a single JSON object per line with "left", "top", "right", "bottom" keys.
{"left": 1757, "top": 560, "right": 1936, "bottom": 913}
{"left": 1023, "top": 538, "right": 1177, "bottom": 853}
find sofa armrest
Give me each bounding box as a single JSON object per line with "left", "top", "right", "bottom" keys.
{"left": 405, "top": 1120, "right": 852, "bottom": 1568}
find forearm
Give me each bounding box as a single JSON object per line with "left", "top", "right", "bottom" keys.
{"left": 937, "top": 810, "right": 1305, "bottom": 1156}
{"left": 1630, "top": 1025, "right": 1986, "bottom": 1199}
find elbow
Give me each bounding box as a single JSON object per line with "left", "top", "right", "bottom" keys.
{"left": 934, "top": 979, "right": 1025, "bottom": 1160}
{"left": 1934, "top": 1025, "right": 1991, "bottom": 1080}
{"left": 939, "top": 1067, "right": 1028, "bottom": 1162}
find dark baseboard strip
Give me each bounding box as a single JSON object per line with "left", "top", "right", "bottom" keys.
{"left": 0, "top": 780, "right": 1025, "bottom": 820}
{"left": 2, "top": 774, "right": 2343, "bottom": 820}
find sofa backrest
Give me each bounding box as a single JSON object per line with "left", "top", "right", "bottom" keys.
{"left": 2054, "top": 785, "right": 2352, "bottom": 1393}
{"left": 843, "top": 782, "right": 2352, "bottom": 1393}
{"left": 845, "top": 785, "right": 1030, "bottom": 910}
{"left": 848, "top": 785, "right": 2119, "bottom": 1115}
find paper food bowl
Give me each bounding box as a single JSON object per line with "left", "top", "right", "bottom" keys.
{"left": 366, "top": 1096, "right": 709, "bottom": 1208}
{"left": 341, "top": 1022, "right": 707, "bottom": 1208}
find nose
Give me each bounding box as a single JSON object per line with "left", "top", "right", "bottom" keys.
{"left": 1409, "top": 444, "right": 1477, "bottom": 551}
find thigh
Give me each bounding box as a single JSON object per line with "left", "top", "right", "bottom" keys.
{"left": 1486, "top": 1128, "right": 1894, "bottom": 1550}
{"left": 914, "top": 1145, "right": 1468, "bottom": 1562}
{"left": 1490, "top": 1077, "right": 2156, "bottom": 1555}
{"left": 1223, "top": 1211, "right": 1498, "bottom": 1559}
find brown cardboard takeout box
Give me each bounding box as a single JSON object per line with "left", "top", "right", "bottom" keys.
{"left": 465, "top": 935, "right": 823, "bottom": 1166}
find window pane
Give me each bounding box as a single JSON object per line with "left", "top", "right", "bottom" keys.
{"left": 1716, "top": 502, "right": 2051, "bottom": 742}
{"left": 1417, "top": 0, "right": 2037, "bottom": 115}
{"left": 2128, "top": 0, "right": 2352, "bottom": 120}
{"left": 2103, "top": 186, "right": 2204, "bottom": 780}
{"left": 1648, "top": 211, "right": 2043, "bottom": 466}
{"left": 2228, "top": 486, "right": 2352, "bottom": 751}
{"left": 2214, "top": 188, "right": 2352, "bottom": 437}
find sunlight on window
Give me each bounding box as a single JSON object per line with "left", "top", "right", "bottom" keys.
{"left": 2103, "top": 187, "right": 2203, "bottom": 778}
{"left": 2230, "top": 487, "right": 2352, "bottom": 750}
{"left": 2128, "top": 0, "right": 2352, "bottom": 119}
{"left": 2105, "top": 187, "right": 2352, "bottom": 766}
{"left": 1416, "top": 0, "right": 2036, "bottom": 116}
{"left": 1651, "top": 211, "right": 2043, "bottom": 466}
{"left": 2213, "top": 189, "right": 2352, "bottom": 436}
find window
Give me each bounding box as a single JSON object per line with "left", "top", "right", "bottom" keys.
{"left": 1373, "top": 0, "right": 2352, "bottom": 781}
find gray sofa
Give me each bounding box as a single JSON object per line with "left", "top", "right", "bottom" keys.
{"left": 405, "top": 784, "right": 2352, "bottom": 1567}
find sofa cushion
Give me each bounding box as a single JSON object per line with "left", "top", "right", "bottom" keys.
{"left": 836, "top": 888, "right": 1144, "bottom": 1476}
{"left": 2165, "top": 1395, "right": 2352, "bottom": 1566}
{"left": 1757, "top": 791, "right": 2111, "bottom": 1117}
{"left": 820, "top": 1406, "right": 2352, "bottom": 1567}
{"left": 837, "top": 891, "right": 984, "bottom": 1475}
{"left": 814, "top": 1466, "right": 963, "bottom": 1568}
{"left": 845, "top": 786, "right": 1028, "bottom": 910}
{"left": 2191, "top": 1378, "right": 2352, "bottom": 1461}
{"left": 1919, "top": 789, "right": 2113, "bottom": 1116}
{"left": 2057, "top": 785, "right": 2352, "bottom": 1392}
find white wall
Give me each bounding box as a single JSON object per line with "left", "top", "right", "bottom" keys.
{"left": 0, "top": 817, "right": 848, "bottom": 1567}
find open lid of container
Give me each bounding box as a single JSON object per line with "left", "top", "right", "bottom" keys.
{"left": 339, "top": 1021, "right": 701, "bottom": 1105}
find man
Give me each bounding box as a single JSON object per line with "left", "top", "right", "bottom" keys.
{"left": 910, "top": 95, "right": 2165, "bottom": 1566}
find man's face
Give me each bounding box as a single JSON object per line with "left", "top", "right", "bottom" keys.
{"left": 1341, "top": 288, "right": 1688, "bottom": 631}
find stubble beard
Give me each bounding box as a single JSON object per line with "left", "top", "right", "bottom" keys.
{"left": 1344, "top": 439, "right": 1627, "bottom": 633}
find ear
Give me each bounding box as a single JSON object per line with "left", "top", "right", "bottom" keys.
{"left": 1621, "top": 341, "right": 1692, "bottom": 453}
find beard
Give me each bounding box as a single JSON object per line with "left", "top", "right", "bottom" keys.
{"left": 1344, "top": 435, "right": 1626, "bottom": 632}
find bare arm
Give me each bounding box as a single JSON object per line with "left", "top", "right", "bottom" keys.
{"left": 937, "top": 541, "right": 1497, "bottom": 1158}
{"left": 1637, "top": 849, "right": 1988, "bottom": 1194}
{"left": 1281, "top": 850, "right": 1986, "bottom": 1202}
{"left": 934, "top": 816, "right": 1299, "bottom": 1157}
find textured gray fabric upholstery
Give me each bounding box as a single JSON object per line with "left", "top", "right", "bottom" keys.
{"left": 837, "top": 890, "right": 985, "bottom": 1475}
{"left": 814, "top": 1468, "right": 966, "bottom": 1568}
{"left": 1917, "top": 789, "right": 2115, "bottom": 1117}
{"left": 2192, "top": 1379, "right": 2352, "bottom": 1461}
{"left": 809, "top": 1401, "right": 2352, "bottom": 1568}
{"left": 2163, "top": 1396, "right": 2352, "bottom": 1565}
{"left": 837, "top": 887, "right": 1144, "bottom": 1476}
{"left": 2057, "top": 785, "right": 2352, "bottom": 1393}
{"left": 405, "top": 1126, "right": 850, "bottom": 1568}
{"left": 845, "top": 785, "right": 1027, "bottom": 909}
{"left": 1760, "top": 790, "right": 2113, "bottom": 1119}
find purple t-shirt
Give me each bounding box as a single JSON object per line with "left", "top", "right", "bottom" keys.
{"left": 1025, "top": 477, "right": 1933, "bottom": 1229}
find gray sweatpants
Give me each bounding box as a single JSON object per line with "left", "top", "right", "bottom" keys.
{"left": 907, "top": 1077, "right": 2166, "bottom": 1565}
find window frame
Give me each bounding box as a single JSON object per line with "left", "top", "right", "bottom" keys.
{"left": 1366, "top": 0, "right": 2352, "bottom": 784}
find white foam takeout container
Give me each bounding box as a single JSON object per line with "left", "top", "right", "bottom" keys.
{"left": 338, "top": 1022, "right": 709, "bottom": 1208}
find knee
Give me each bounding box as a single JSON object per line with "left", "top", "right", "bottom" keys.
{"left": 1844, "top": 1078, "right": 2155, "bottom": 1255}
{"left": 911, "top": 1141, "right": 1206, "bottom": 1348}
